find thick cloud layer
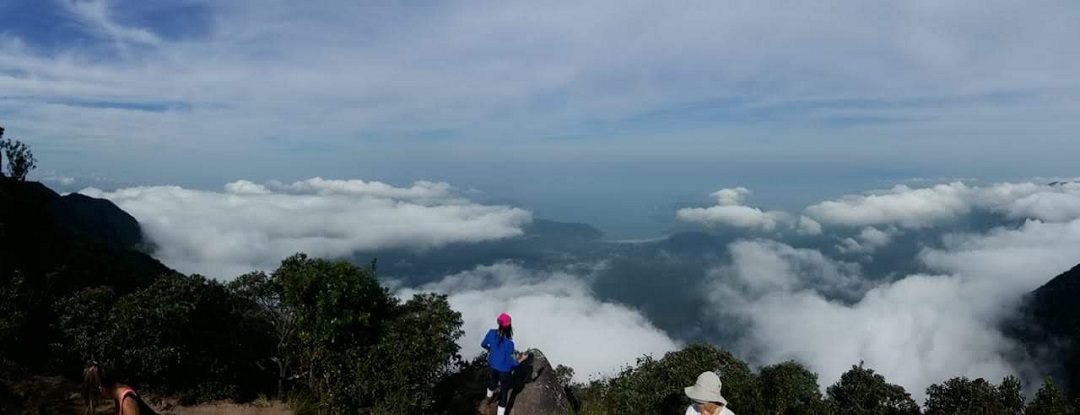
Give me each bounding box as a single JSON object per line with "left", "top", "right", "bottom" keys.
{"left": 81, "top": 178, "right": 531, "bottom": 278}
{"left": 804, "top": 181, "right": 1080, "bottom": 228}
{"left": 702, "top": 181, "right": 1080, "bottom": 400}
{"left": 395, "top": 262, "right": 680, "bottom": 382}
{"left": 79, "top": 176, "right": 1080, "bottom": 399}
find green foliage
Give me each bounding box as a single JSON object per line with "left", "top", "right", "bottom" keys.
{"left": 999, "top": 376, "right": 1027, "bottom": 415}
{"left": 582, "top": 343, "right": 761, "bottom": 414}
{"left": 555, "top": 364, "right": 576, "bottom": 388}
{"left": 825, "top": 362, "right": 920, "bottom": 415}
{"left": 924, "top": 376, "right": 1023, "bottom": 415}
{"left": 254, "top": 254, "right": 465, "bottom": 413}
{"left": 759, "top": 360, "right": 827, "bottom": 415}
{"left": 0, "top": 136, "right": 36, "bottom": 181}
{"left": 52, "top": 287, "right": 117, "bottom": 364}
{"left": 274, "top": 253, "right": 395, "bottom": 412}
{"left": 1027, "top": 377, "right": 1077, "bottom": 415}
{"left": 575, "top": 350, "right": 825, "bottom": 415}
{"left": 364, "top": 293, "right": 464, "bottom": 411}
{"left": 227, "top": 271, "right": 294, "bottom": 398}
{"left": 110, "top": 274, "right": 273, "bottom": 400}
{"left": 0, "top": 273, "right": 31, "bottom": 355}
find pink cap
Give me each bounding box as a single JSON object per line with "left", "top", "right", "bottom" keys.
{"left": 497, "top": 313, "right": 511, "bottom": 327}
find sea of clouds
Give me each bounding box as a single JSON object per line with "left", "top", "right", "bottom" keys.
{"left": 83, "top": 178, "right": 1080, "bottom": 398}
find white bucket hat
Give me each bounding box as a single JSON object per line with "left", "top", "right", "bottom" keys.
{"left": 684, "top": 371, "right": 728, "bottom": 405}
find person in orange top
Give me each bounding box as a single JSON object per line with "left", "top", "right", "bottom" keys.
{"left": 82, "top": 363, "right": 159, "bottom": 415}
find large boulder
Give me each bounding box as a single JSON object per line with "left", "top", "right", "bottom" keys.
{"left": 479, "top": 349, "right": 572, "bottom": 415}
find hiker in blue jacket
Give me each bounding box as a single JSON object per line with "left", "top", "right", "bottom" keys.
{"left": 481, "top": 312, "right": 527, "bottom": 415}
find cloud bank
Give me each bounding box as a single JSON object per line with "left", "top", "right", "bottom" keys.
{"left": 78, "top": 176, "right": 1080, "bottom": 399}
{"left": 395, "top": 262, "right": 680, "bottom": 382}
{"left": 700, "top": 180, "right": 1080, "bottom": 400}
{"left": 677, "top": 187, "right": 808, "bottom": 233}
{"left": 803, "top": 181, "right": 1080, "bottom": 228}
{"left": 81, "top": 178, "right": 531, "bottom": 278}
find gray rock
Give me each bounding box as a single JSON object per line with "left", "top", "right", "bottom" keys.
{"left": 479, "top": 349, "right": 572, "bottom": 415}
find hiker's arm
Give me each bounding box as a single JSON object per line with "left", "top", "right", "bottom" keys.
{"left": 510, "top": 346, "right": 525, "bottom": 367}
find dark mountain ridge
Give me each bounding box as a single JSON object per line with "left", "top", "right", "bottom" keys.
{"left": 49, "top": 190, "right": 149, "bottom": 252}
{"left": 0, "top": 179, "right": 174, "bottom": 371}
{"left": 1009, "top": 263, "right": 1080, "bottom": 394}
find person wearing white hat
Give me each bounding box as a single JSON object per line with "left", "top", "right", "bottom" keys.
{"left": 684, "top": 371, "right": 735, "bottom": 415}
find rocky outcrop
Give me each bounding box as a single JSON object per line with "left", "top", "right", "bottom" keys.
{"left": 479, "top": 349, "right": 572, "bottom": 415}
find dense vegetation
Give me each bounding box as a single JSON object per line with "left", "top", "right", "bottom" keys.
{"left": 0, "top": 176, "right": 464, "bottom": 413}
{"left": 569, "top": 343, "right": 1079, "bottom": 415}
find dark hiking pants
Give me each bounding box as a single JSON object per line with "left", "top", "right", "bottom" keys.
{"left": 488, "top": 368, "right": 513, "bottom": 407}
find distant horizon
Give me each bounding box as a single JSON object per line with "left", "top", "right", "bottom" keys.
{"left": 42, "top": 171, "right": 1077, "bottom": 239}
{"left": 4, "top": 1, "right": 1080, "bottom": 239}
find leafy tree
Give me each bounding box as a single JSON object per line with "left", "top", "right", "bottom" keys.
{"left": 592, "top": 343, "right": 761, "bottom": 414}
{"left": 107, "top": 274, "right": 273, "bottom": 402}
{"left": 826, "top": 362, "right": 920, "bottom": 415}
{"left": 228, "top": 271, "right": 296, "bottom": 399}
{"left": 273, "top": 253, "right": 396, "bottom": 413}
{"left": 270, "top": 254, "right": 468, "bottom": 413}
{"left": 998, "top": 376, "right": 1026, "bottom": 415}
{"left": 363, "top": 293, "right": 463, "bottom": 412}
{"left": 555, "top": 364, "right": 576, "bottom": 388}
{"left": 924, "top": 376, "right": 1020, "bottom": 415}
{"left": 0, "top": 272, "right": 30, "bottom": 357}
{"left": 0, "top": 135, "right": 37, "bottom": 181}
{"left": 52, "top": 286, "right": 118, "bottom": 364}
{"left": 1027, "top": 377, "right": 1075, "bottom": 415}
{"left": 759, "top": 360, "right": 827, "bottom": 415}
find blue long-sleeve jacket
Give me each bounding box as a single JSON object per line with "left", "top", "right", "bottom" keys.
{"left": 481, "top": 329, "right": 518, "bottom": 373}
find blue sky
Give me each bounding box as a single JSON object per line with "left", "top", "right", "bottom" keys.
{"left": 3, "top": 0, "right": 1080, "bottom": 236}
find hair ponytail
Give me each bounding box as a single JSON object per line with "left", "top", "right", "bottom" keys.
{"left": 497, "top": 324, "right": 513, "bottom": 345}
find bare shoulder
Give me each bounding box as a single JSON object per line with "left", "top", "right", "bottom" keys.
{"left": 122, "top": 395, "right": 141, "bottom": 415}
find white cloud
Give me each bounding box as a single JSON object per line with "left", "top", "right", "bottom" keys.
{"left": 223, "top": 180, "right": 270, "bottom": 195}
{"left": 264, "top": 177, "right": 453, "bottom": 201}
{"left": 805, "top": 181, "right": 1080, "bottom": 228}
{"left": 712, "top": 240, "right": 869, "bottom": 302}
{"left": 1004, "top": 182, "right": 1080, "bottom": 223}
{"left": 80, "top": 178, "right": 531, "bottom": 278}
{"left": 677, "top": 188, "right": 794, "bottom": 232}
{"left": 797, "top": 216, "right": 823, "bottom": 236}
{"left": 712, "top": 187, "right": 751, "bottom": 206}
{"left": 708, "top": 216, "right": 1080, "bottom": 401}
{"left": 836, "top": 226, "right": 896, "bottom": 255}
{"left": 805, "top": 182, "right": 981, "bottom": 228}
{"left": 64, "top": 0, "right": 161, "bottom": 46}
{"left": 395, "top": 262, "right": 680, "bottom": 382}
